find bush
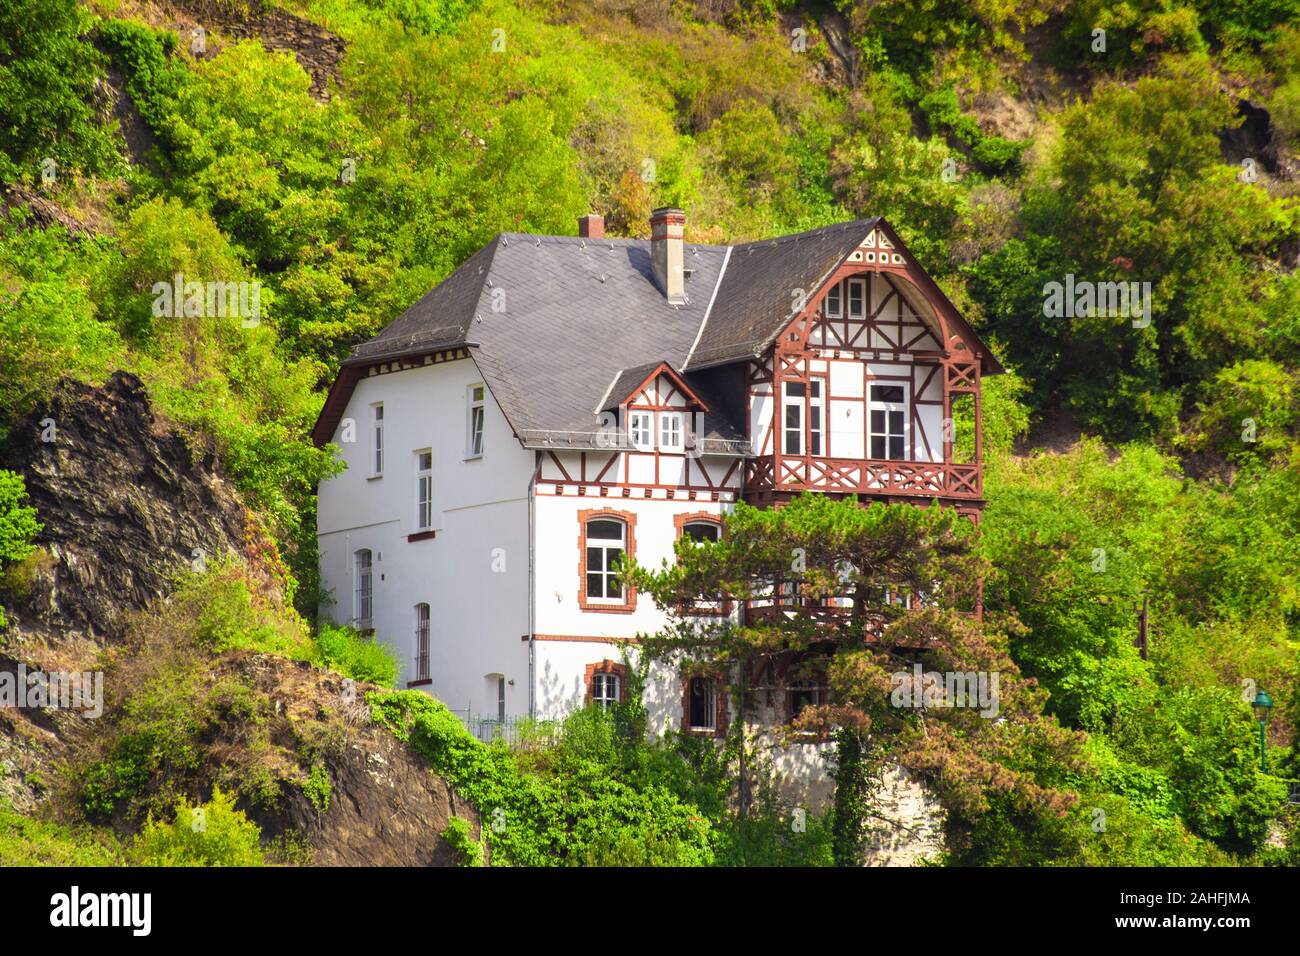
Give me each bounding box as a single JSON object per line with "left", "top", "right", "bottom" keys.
{"left": 314, "top": 623, "right": 400, "bottom": 686}
{"left": 441, "top": 816, "right": 484, "bottom": 866}
{"left": 132, "top": 787, "right": 264, "bottom": 866}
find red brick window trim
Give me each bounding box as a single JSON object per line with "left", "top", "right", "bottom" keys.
{"left": 578, "top": 508, "right": 637, "bottom": 613}
{"left": 584, "top": 660, "right": 630, "bottom": 707}
{"left": 681, "top": 670, "right": 728, "bottom": 738}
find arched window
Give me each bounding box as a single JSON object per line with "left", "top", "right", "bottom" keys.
{"left": 682, "top": 520, "right": 720, "bottom": 544}
{"left": 354, "top": 549, "right": 373, "bottom": 627}
{"left": 585, "top": 518, "right": 626, "bottom": 602}
{"left": 413, "top": 603, "right": 430, "bottom": 682}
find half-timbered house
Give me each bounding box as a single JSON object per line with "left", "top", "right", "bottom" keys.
{"left": 312, "top": 208, "right": 1002, "bottom": 767}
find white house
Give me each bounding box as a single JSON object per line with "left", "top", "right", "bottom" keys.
{"left": 313, "top": 209, "right": 1000, "bottom": 790}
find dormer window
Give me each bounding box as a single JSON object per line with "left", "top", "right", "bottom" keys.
{"left": 629, "top": 411, "right": 653, "bottom": 450}
{"left": 659, "top": 412, "right": 683, "bottom": 451}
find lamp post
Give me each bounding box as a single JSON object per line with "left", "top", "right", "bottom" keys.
{"left": 1252, "top": 690, "right": 1273, "bottom": 773}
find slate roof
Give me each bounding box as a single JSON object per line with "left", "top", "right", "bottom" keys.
{"left": 315, "top": 219, "right": 1001, "bottom": 453}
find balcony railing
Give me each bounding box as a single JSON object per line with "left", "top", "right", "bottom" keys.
{"left": 745, "top": 456, "right": 981, "bottom": 500}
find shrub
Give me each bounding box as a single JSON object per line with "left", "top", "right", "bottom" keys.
{"left": 132, "top": 787, "right": 264, "bottom": 866}
{"left": 314, "top": 623, "right": 400, "bottom": 686}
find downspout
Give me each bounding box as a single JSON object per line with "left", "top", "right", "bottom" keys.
{"left": 527, "top": 453, "right": 537, "bottom": 717}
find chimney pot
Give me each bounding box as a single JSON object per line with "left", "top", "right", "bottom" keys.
{"left": 650, "top": 206, "right": 686, "bottom": 304}
{"left": 578, "top": 214, "right": 604, "bottom": 239}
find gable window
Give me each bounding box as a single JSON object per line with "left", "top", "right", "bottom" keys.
{"left": 659, "top": 412, "right": 683, "bottom": 451}
{"left": 467, "top": 385, "right": 485, "bottom": 458}
{"left": 629, "top": 411, "right": 653, "bottom": 451}
{"left": 824, "top": 282, "right": 842, "bottom": 318}
{"left": 354, "top": 549, "right": 373, "bottom": 627}
{"left": 847, "top": 278, "right": 865, "bottom": 319}
{"left": 809, "top": 379, "right": 825, "bottom": 456}
{"left": 783, "top": 382, "right": 805, "bottom": 456}
{"left": 414, "top": 603, "right": 430, "bottom": 682}
{"left": 371, "top": 403, "right": 384, "bottom": 476}
{"left": 869, "top": 384, "right": 907, "bottom": 460}
{"left": 585, "top": 518, "right": 626, "bottom": 602}
{"left": 415, "top": 450, "right": 433, "bottom": 530}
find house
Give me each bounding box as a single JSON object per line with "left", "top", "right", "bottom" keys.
{"left": 311, "top": 208, "right": 1002, "bottom": 761}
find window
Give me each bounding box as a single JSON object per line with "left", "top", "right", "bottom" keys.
{"left": 629, "top": 411, "right": 653, "bottom": 450}
{"left": 414, "top": 604, "right": 430, "bottom": 681}
{"left": 467, "top": 385, "right": 485, "bottom": 458}
{"left": 688, "top": 677, "right": 717, "bottom": 731}
{"left": 809, "top": 379, "right": 824, "bottom": 456}
{"left": 847, "top": 278, "right": 865, "bottom": 319}
{"left": 591, "top": 672, "right": 620, "bottom": 711}
{"left": 354, "top": 549, "right": 373, "bottom": 627}
{"left": 371, "top": 403, "right": 384, "bottom": 476}
{"left": 869, "top": 384, "right": 907, "bottom": 460}
{"left": 495, "top": 675, "right": 506, "bottom": 721}
{"left": 783, "top": 382, "right": 805, "bottom": 455}
{"left": 824, "top": 282, "right": 842, "bottom": 318}
{"left": 682, "top": 521, "right": 720, "bottom": 544}
{"left": 659, "top": 412, "right": 683, "bottom": 451}
{"left": 790, "top": 680, "right": 823, "bottom": 719}
{"left": 585, "top": 518, "right": 626, "bottom": 602}
{"left": 415, "top": 450, "right": 433, "bottom": 530}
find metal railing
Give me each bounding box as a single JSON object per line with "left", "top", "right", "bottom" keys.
{"left": 447, "top": 707, "right": 558, "bottom": 749}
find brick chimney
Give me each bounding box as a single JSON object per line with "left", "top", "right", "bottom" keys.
{"left": 650, "top": 207, "right": 686, "bottom": 304}
{"left": 578, "top": 214, "right": 604, "bottom": 239}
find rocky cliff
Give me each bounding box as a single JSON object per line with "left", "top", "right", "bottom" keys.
{"left": 0, "top": 373, "right": 476, "bottom": 864}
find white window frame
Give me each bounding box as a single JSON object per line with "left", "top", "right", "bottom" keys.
{"left": 414, "top": 603, "right": 430, "bottom": 681}
{"left": 592, "top": 672, "right": 620, "bottom": 711}
{"left": 687, "top": 676, "right": 717, "bottom": 732}
{"left": 370, "top": 403, "right": 384, "bottom": 477}
{"left": 466, "top": 384, "right": 485, "bottom": 459}
{"left": 585, "top": 518, "right": 627, "bottom": 604}
{"left": 824, "top": 281, "right": 842, "bottom": 318}
{"left": 847, "top": 278, "right": 866, "bottom": 320}
{"left": 415, "top": 449, "right": 433, "bottom": 530}
{"left": 869, "top": 383, "right": 909, "bottom": 461}
{"left": 659, "top": 411, "right": 683, "bottom": 451}
{"left": 496, "top": 675, "right": 506, "bottom": 722}
{"left": 809, "top": 378, "right": 825, "bottom": 457}
{"left": 354, "top": 549, "right": 373, "bottom": 627}
{"left": 629, "top": 410, "right": 653, "bottom": 451}
{"left": 783, "top": 382, "right": 805, "bottom": 456}
{"left": 682, "top": 520, "right": 721, "bottom": 544}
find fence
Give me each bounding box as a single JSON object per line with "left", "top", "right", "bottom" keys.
{"left": 448, "top": 707, "right": 559, "bottom": 749}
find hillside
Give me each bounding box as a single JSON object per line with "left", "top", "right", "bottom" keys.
{"left": 0, "top": 0, "right": 1298, "bottom": 866}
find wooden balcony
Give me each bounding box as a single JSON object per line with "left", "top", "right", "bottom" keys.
{"left": 744, "top": 456, "right": 982, "bottom": 502}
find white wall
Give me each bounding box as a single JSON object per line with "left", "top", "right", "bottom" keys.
{"left": 317, "top": 357, "right": 535, "bottom": 718}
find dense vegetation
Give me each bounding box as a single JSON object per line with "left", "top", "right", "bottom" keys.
{"left": 1, "top": 0, "right": 1298, "bottom": 864}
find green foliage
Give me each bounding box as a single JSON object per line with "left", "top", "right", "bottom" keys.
{"left": 441, "top": 816, "right": 484, "bottom": 865}
{"left": 132, "top": 786, "right": 264, "bottom": 866}
{"left": 0, "top": 801, "right": 124, "bottom": 865}
{"left": 0, "top": 470, "right": 40, "bottom": 629}
{"left": 302, "top": 763, "right": 331, "bottom": 814}
{"left": 0, "top": 0, "right": 122, "bottom": 183}
{"left": 314, "top": 623, "right": 400, "bottom": 686}
{"left": 370, "top": 690, "right": 715, "bottom": 865}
